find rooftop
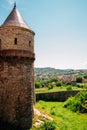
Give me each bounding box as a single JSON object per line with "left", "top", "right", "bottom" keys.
{"left": 1, "top": 3, "right": 32, "bottom": 30}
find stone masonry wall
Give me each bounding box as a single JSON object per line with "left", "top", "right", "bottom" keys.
{"left": 0, "top": 27, "right": 34, "bottom": 52}
{"left": 0, "top": 57, "right": 34, "bottom": 129}
{"left": 36, "top": 91, "right": 80, "bottom": 102}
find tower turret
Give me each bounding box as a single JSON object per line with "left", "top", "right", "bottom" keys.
{"left": 0, "top": 4, "right": 35, "bottom": 130}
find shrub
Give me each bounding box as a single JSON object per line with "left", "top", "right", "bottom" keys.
{"left": 76, "top": 83, "right": 84, "bottom": 88}
{"left": 50, "top": 107, "right": 56, "bottom": 115}
{"left": 80, "top": 100, "right": 87, "bottom": 113}
{"left": 41, "top": 120, "right": 56, "bottom": 130}
{"left": 56, "top": 81, "right": 62, "bottom": 87}
{"left": 50, "top": 78, "right": 58, "bottom": 83}
{"left": 83, "top": 84, "right": 87, "bottom": 89}
{"left": 35, "top": 80, "right": 41, "bottom": 88}
{"left": 50, "top": 110, "right": 55, "bottom": 115}
{"left": 42, "top": 105, "right": 46, "bottom": 109}
{"left": 66, "top": 86, "right": 72, "bottom": 91}
{"left": 64, "top": 91, "right": 87, "bottom": 113}
{"left": 47, "top": 83, "right": 54, "bottom": 90}
{"left": 76, "top": 77, "right": 83, "bottom": 83}
{"left": 50, "top": 106, "right": 56, "bottom": 115}
{"left": 84, "top": 75, "right": 87, "bottom": 78}
{"left": 66, "top": 81, "right": 76, "bottom": 86}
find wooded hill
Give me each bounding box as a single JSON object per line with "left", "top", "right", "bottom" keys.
{"left": 35, "top": 67, "right": 87, "bottom": 79}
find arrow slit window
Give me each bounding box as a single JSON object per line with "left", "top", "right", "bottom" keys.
{"left": 0, "top": 39, "right": 1, "bottom": 49}
{"left": 14, "top": 38, "right": 17, "bottom": 45}
{"left": 29, "top": 41, "right": 31, "bottom": 47}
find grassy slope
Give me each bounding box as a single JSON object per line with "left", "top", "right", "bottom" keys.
{"left": 32, "top": 101, "right": 87, "bottom": 130}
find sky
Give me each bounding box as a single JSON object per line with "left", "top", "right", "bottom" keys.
{"left": 0, "top": 0, "right": 87, "bottom": 69}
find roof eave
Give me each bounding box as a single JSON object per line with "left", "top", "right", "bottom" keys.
{"left": 0, "top": 25, "right": 35, "bottom": 35}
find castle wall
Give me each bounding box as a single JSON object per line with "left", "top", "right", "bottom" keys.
{"left": 0, "top": 57, "right": 34, "bottom": 129}
{"left": 36, "top": 91, "right": 80, "bottom": 102}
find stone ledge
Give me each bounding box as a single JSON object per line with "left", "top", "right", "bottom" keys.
{"left": 0, "top": 49, "right": 35, "bottom": 60}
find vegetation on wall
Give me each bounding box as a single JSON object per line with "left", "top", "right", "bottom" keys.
{"left": 64, "top": 91, "right": 87, "bottom": 113}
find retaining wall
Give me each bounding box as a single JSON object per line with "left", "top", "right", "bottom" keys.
{"left": 36, "top": 90, "right": 80, "bottom": 102}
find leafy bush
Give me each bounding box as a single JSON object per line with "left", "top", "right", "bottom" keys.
{"left": 64, "top": 91, "right": 87, "bottom": 113}
{"left": 50, "top": 110, "right": 55, "bottom": 115}
{"left": 83, "top": 84, "right": 87, "bottom": 89}
{"left": 50, "top": 78, "right": 58, "bottom": 83}
{"left": 56, "top": 81, "right": 62, "bottom": 86}
{"left": 35, "top": 80, "right": 41, "bottom": 88}
{"left": 41, "top": 120, "right": 56, "bottom": 130}
{"left": 66, "top": 81, "right": 76, "bottom": 86}
{"left": 84, "top": 75, "right": 87, "bottom": 78}
{"left": 47, "top": 83, "right": 54, "bottom": 90}
{"left": 50, "top": 107, "right": 56, "bottom": 115}
{"left": 76, "top": 77, "right": 83, "bottom": 83}
{"left": 76, "top": 83, "right": 84, "bottom": 88}
{"left": 66, "top": 86, "right": 72, "bottom": 91}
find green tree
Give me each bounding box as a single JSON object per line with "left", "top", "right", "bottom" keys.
{"left": 47, "top": 83, "right": 54, "bottom": 90}
{"left": 84, "top": 75, "right": 87, "bottom": 79}
{"left": 35, "top": 80, "right": 41, "bottom": 88}
{"left": 76, "top": 77, "right": 83, "bottom": 83}
{"left": 50, "top": 78, "right": 58, "bottom": 83}
{"left": 56, "top": 81, "right": 62, "bottom": 86}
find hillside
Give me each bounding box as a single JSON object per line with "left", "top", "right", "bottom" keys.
{"left": 35, "top": 67, "right": 87, "bottom": 79}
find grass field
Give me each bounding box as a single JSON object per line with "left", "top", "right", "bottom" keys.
{"left": 32, "top": 101, "right": 87, "bottom": 130}
{"left": 35, "top": 86, "right": 84, "bottom": 93}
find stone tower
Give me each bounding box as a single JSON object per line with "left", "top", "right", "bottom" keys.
{"left": 0, "top": 3, "right": 35, "bottom": 130}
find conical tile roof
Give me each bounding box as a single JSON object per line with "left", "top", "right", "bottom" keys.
{"left": 2, "top": 4, "right": 31, "bottom": 30}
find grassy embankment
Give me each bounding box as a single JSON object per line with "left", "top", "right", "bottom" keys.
{"left": 31, "top": 101, "right": 87, "bottom": 130}
{"left": 35, "top": 86, "right": 84, "bottom": 93}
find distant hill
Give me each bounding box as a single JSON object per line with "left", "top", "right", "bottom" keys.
{"left": 35, "top": 67, "right": 87, "bottom": 79}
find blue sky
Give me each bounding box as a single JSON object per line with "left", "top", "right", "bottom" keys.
{"left": 0, "top": 0, "right": 87, "bottom": 69}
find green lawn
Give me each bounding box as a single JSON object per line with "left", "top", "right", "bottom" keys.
{"left": 32, "top": 101, "right": 87, "bottom": 130}
{"left": 35, "top": 86, "right": 84, "bottom": 93}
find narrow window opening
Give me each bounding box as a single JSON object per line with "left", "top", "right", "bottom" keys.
{"left": 0, "top": 39, "right": 1, "bottom": 49}
{"left": 14, "top": 38, "right": 17, "bottom": 45}
{"left": 29, "top": 41, "right": 31, "bottom": 47}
